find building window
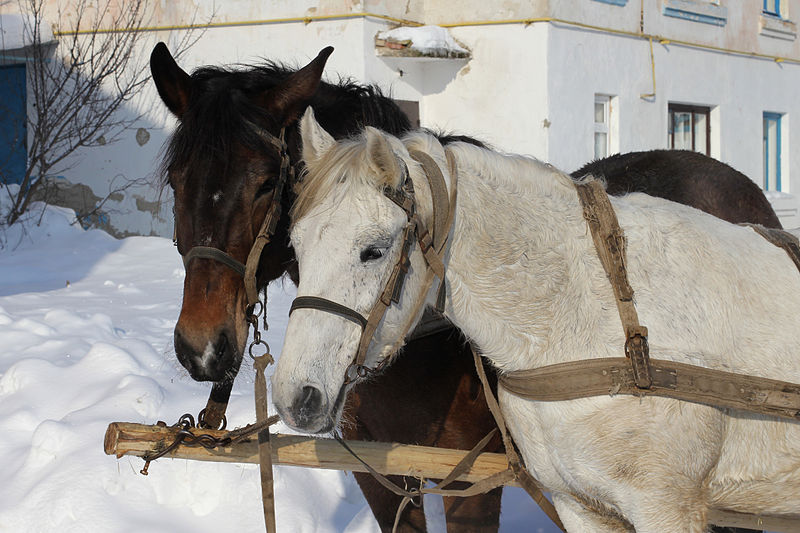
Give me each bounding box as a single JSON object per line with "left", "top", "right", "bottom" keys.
{"left": 662, "top": 0, "right": 728, "bottom": 26}
{"left": 764, "top": 0, "right": 781, "bottom": 17}
{"left": 395, "top": 100, "right": 420, "bottom": 128}
{"left": 668, "top": 103, "right": 710, "bottom": 155}
{"left": 763, "top": 112, "right": 782, "bottom": 191}
{"left": 0, "top": 64, "right": 27, "bottom": 186}
{"left": 594, "top": 95, "right": 611, "bottom": 159}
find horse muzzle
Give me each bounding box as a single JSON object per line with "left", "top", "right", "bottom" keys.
{"left": 272, "top": 380, "right": 336, "bottom": 434}
{"left": 174, "top": 326, "right": 241, "bottom": 382}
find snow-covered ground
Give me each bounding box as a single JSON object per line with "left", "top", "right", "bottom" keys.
{"left": 0, "top": 204, "right": 556, "bottom": 532}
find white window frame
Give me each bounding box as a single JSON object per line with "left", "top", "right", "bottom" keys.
{"left": 594, "top": 94, "right": 611, "bottom": 160}
{"left": 763, "top": 111, "right": 783, "bottom": 192}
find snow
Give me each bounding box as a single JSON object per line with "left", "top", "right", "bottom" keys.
{"left": 0, "top": 203, "right": 558, "bottom": 532}
{"left": 377, "top": 25, "right": 469, "bottom": 57}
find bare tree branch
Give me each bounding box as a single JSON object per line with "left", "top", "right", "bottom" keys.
{"left": 0, "top": 0, "right": 206, "bottom": 229}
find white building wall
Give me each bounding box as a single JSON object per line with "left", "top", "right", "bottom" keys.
{"left": 44, "top": 9, "right": 404, "bottom": 237}
{"left": 9, "top": 0, "right": 800, "bottom": 233}
{"left": 420, "top": 24, "right": 550, "bottom": 158}
{"left": 545, "top": 21, "right": 800, "bottom": 226}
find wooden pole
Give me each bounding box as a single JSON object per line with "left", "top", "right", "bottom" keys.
{"left": 104, "top": 422, "right": 515, "bottom": 485}
{"left": 104, "top": 422, "right": 800, "bottom": 532}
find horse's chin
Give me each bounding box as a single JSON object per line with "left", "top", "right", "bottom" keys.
{"left": 275, "top": 405, "right": 338, "bottom": 435}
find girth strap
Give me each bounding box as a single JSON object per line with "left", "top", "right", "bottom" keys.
{"left": 499, "top": 356, "right": 800, "bottom": 421}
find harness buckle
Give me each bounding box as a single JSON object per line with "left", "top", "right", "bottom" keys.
{"left": 344, "top": 363, "right": 371, "bottom": 385}
{"left": 625, "top": 326, "right": 652, "bottom": 389}
{"left": 418, "top": 228, "right": 433, "bottom": 253}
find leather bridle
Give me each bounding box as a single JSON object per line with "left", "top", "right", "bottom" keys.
{"left": 288, "top": 150, "right": 456, "bottom": 385}
{"left": 177, "top": 124, "right": 293, "bottom": 311}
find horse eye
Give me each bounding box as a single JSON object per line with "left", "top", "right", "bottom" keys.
{"left": 360, "top": 246, "right": 385, "bottom": 262}
{"left": 256, "top": 179, "right": 276, "bottom": 197}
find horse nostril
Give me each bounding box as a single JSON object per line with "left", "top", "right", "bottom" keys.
{"left": 174, "top": 327, "right": 238, "bottom": 382}
{"left": 214, "top": 332, "right": 229, "bottom": 359}
{"left": 293, "top": 385, "right": 323, "bottom": 423}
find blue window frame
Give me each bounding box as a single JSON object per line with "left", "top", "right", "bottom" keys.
{"left": 0, "top": 64, "right": 27, "bottom": 186}
{"left": 763, "top": 112, "right": 782, "bottom": 192}
{"left": 764, "top": 0, "right": 781, "bottom": 17}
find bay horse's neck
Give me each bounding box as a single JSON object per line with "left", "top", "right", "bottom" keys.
{"left": 439, "top": 144, "right": 604, "bottom": 371}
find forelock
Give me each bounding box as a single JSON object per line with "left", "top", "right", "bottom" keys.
{"left": 291, "top": 131, "right": 402, "bottom": 224}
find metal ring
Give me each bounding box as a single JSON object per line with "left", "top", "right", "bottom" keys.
{"left": 345, "top": 363, "right": 372, "bottom": 384}
{"left": 249, "top": 339, "right": 271, "bottom": 360}
{"left": 198, "top": 408, "right": 228, "bottom": 430}
{"left": 247, "top": 300, "right": 264, "bottom": 318}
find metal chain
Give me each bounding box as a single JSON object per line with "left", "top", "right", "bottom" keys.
{"left": 140, "top": 288, "right": 277, "bottom": 475}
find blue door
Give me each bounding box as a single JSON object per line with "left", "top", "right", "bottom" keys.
{"left": 0, "top": 64, "right": 27, "bottom": 185}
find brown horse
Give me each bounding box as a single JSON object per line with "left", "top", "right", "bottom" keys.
{"left": 151, "top": 43, "right": 776, "bottom": 533}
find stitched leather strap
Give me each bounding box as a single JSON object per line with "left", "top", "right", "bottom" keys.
{"left": 253, "top": 353, "right": 276, "bottom": 533}
{"left": 472, "top": 348, "right": 566, "bottom": 531}
{"left": 575, "top": 180, "right": 652, "bottom": 388}
{"left": 182, "top": 246, "right": 246, "bottom": 277}
{"left": 290, "top": 296, "right": 368, "bottom": 330}
{"left": 500, "top": 356, "right": 800, "bottom": 421}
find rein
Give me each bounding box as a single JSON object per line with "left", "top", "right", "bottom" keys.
{"left": 173, "top": 121, "right": 291, "bottom": 533}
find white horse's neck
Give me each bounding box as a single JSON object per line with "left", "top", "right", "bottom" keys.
{"left": 435, "top": 143, "right": 618, "bottom": 372}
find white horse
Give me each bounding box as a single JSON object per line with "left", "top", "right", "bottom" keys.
{"left": 271, "top": 108, "right": 800, "bottom": 532}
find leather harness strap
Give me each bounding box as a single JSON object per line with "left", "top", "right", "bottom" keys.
{"left": 574, "top": 179, "right": 652, "bottom": 388}
{"left": 740, "top": 222, "right": 800, "bottom": 272}
{"left": 499, "top": 178, "right": 800, "bottom": 421}
{"left": 471, "top": 347, "right": 566, "bottom": 531}
{"left": 182, "top": 246, "right": 246, "bottom": 277}
{"left": 290, "top": 296, "right": 368, "bottom": 330}
{"left": 500, "top": 356, "right": 800, "bottom": 421}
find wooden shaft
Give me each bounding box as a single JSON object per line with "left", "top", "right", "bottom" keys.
{"left": 104, "top": 422, "right": 515, "bottom": 485}
{"left": 104, "top": 422, "right": 799, "bottom": 531}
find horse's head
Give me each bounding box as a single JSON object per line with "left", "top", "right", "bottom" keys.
{"left": 151, "top": 43, "right": 333, "bottom": 382}
{"left": 271, "top": 109, "right": 450, "bottom": 433}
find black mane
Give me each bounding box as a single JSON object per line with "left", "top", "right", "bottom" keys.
{"left": 160, "top": 62, "right": 411, "bottom": 184}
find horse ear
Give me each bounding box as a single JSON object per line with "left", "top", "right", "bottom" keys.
{"left": 150, "top": 42, "right": 192, "bottom": 118}
{"left": 263, "top": 46, "right": 334, "bottom": 127}
{"left": 365, "top": 127, "right": 403, "bottom": 188}
{"left": 300, "top": 107, "right": 336, "bottom": 166}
